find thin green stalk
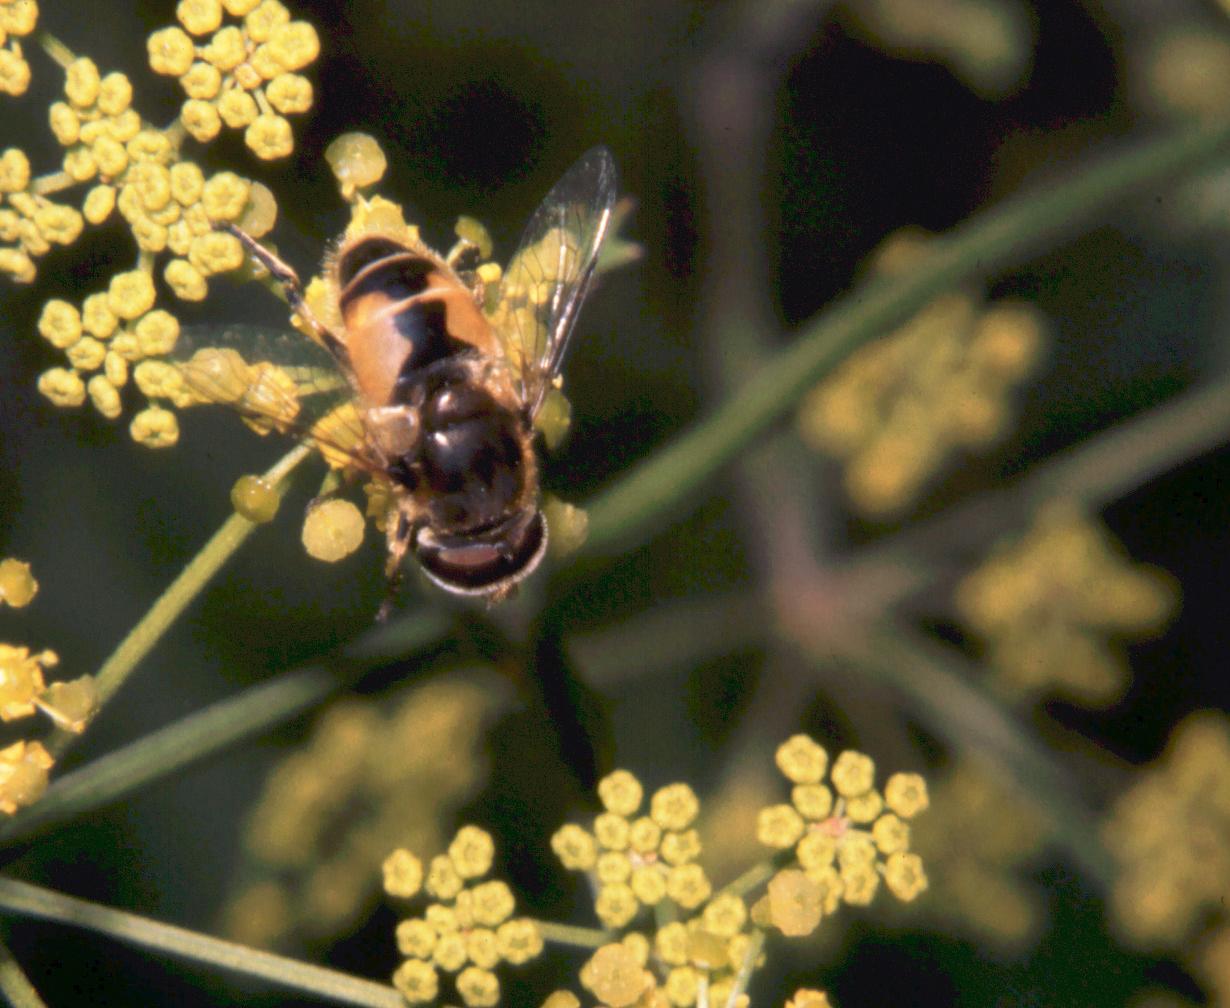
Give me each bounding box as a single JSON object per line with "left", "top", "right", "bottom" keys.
{"left": 0, "top": 941, "right": 46, "bottom": 1008}
{"left": 0, "top": 878, "right": 403, "bottom": 1008}
{"left": 529, "top": 919, "right": 611, "bottom": 949}
{"left": 724, "top": 928, "right": 764, "bottom": 1008}
{"left": 0, "top": 608, "right": 452, "bottom": 853}
{"left": 47, "top": 444, "right": 313, "bottom": 761}
{"left": 580, "top": 117, "right": 1230, "bottom": 556}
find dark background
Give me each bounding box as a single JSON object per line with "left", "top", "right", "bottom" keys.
{"left": 1, "top": 0, "right": 1228, "bottom": 1005}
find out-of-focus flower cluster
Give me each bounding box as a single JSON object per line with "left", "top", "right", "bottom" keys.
{"left": 956, "top": 501, "right": 1177, "bottom": 706}
{"left": 843, "top": 0, "right": 1034, "bottom": 99}
{"left": 220, "top": 673, "right": 507, "bottom": 949}
{"left": 383, "top": 826, "right": 544, "bottom": 1007}
{"left": 754, "top": 735, "right": 929, "bottom": 931}
{"left": 797, "top": 229, "right": 1046, "bottom": 517}
{"left": 0, "top": 0, "right": 37, "bottom": 97}
{"left": 909, "top": 759, "right": 1047, "bottom": 955}
{"left": 147, "top": 0, "right": 318, "bottom": 160}
{"left": 1103, "top": 710, "right": 1230, "bottom": 951}
{"left": 0, "top": 560, "right": 99, "bottom": 816}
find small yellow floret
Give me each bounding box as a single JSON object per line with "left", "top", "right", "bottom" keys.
{"left": 396, "top": 919, "right": 436, "bottom": 959}
{"left": 64, "top": 57, "right": 100, "bottom": 108}
{"left": 595, "top": 882, "right": 639, "bottom": 928}
{"left": 180, "top": 60, "right": 222, "bottom": 100}
{"left": 189, "top": 230, "right": 244, "bottom": 275}
{"left": 148, "top": 26, "right": 196, "bottom": 76}
{"left": 86, "top": 375, "right": 122, "bottom": 419}
{"left": 217, "top": 89, "right": 259, "bottom": 129}
{"left": 97, "top": 72, "right": 133, "bottom": 117}
{"left": 37, "top": 367, "right": 86, "bottom": 407}
{"left": 650, "top": 783, "right": 700, "bottom": 831}
{"left": 456, "top": 966, "right": 499, "bottom": 1008}
{"left": 267, "top": 20, "right": 318, "bottom": 70}
{"left": 301, "top": 498, "right": 364, "bottom": 562}
{"left": 165, "top": 258, "right": 208, "bottom": 300}
{"left": 449, "top": 825, "right": 495, "bottom": 879}
{"left": 66, "top": 337, "right": 106, "bottom": 372}
{"left": 0, "top": 560, "right": 37, "bottom": 609}
{"left": 177, "top": 0, "right": 224, "bottom": 35}
{"left": 245, "top": 113, "right": 293, "bottom": 159}
{"left": 757, "top": 803, "right": 806, "bottom": 848}
{"left": 201, "top": 171, "right": 251, "bottom": 221}
{"left": 82, "top": 184, "right": 116, "bottom": 224}
{"left": 884, "top": 851, "right": 928, "bottom": 901}
{"left": 884, "top": 772, "right": 929, "bottom": 818}
{"left": 382, "top": 847, "right": 424, "bottom": 899}
{"left": 786, "top": 989, "right": 833, "bottom": 1008}
{"left": 391, "top": 959, "right": 438, "bottom": 1005}
{"left": 325, "top": 132, "right": 387, "bottom": 197}
{"left": 550, "top": 823, "right": 597, "bottom": 870}
{"left": 598, "top": 769, "right": 643, "bottom": 817}
{"left": 180, "top": 99, "right": 222, "bottom": 142}
{"left": 130, "top": 406, "right": 180, "bottom": 447}
{"left": 665, "top": 862, "right": 711, "bottom": 909}
{"left": 766, "top": 868, "right": 824, "bottom": 936}
{"left": 202, "top": 25, "right": 246, "bottom": 70}
{"left": 496, "top": 918, "right": 542, "bottom": 964}
{"left": 37, "top": 299, "right": 83, "bottom": 349}
{"left": 580, "top": 944, "right": 650, "bottom": 1008}
{"left": 243, "top": 0, "right": 290, "bottom": 42}
{"left": 265, "top": 72, "right": 312, "bottom": 114}
{"left": 0, "top": 740, "right": 54, "bottom": 814}
{"left": 108, "top": 270, "right": 157, "bottom": 320}
{"left": 830, "top": 750, "right": 876, "bottom": 797}
{"left": 0, "top": 147, "right": 29, "bottom": 193}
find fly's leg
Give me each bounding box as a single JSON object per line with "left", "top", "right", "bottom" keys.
{"left": 445, "top": 238, "right": 486, "bottom": 304}
{"left": 377, "top": 505, "right": 416, "bottom": 622}
{"left": 213, "top": 221, "right": 347, "bottom": 360}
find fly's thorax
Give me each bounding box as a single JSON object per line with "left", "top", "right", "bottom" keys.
{"left": 332, "top": 234, "right": 498, "bottom": 407}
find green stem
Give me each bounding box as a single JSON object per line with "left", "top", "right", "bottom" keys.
{"left": 28, "top": 173, "right": 74, "bottom": 199}
{"left": 579, "top": 117, "right": 1230, "bottom": 556}
{"left": 724, "top": 928, "right": 764, "bottom": 1008}
{"left": 0, "top": 878, "right": 403, "bottom": 1008}
{"left": 0, "top": 608, "right": 451, "bottom": 854}
{"left": 46, "top": 444, "right": 313, "bottom": 761}
{"left": 0, "top": 941, "right": 46, "bottom": 1008}
{"left": 33, "top": 32, "right": 74, "bottom": 70}
{"left": 528, "top": 919, "right": 611, "bottom": 949}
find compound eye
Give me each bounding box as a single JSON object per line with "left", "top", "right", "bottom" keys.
{"left": 413, "top": 511, "right": 546, "bottom": 596}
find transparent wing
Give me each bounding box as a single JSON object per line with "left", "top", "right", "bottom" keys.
{"left": 496, "top": 146, "right": 617, "bottom": 419}
{"left": 171, "top": 323, "right": 382, "bottom": 474}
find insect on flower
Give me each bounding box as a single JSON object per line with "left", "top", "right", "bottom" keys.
{"left": 176, "top": 147, "right": 617, "bottom": 606}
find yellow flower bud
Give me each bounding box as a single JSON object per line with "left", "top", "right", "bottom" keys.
{"left": 301, "top": 499, "right": 364, "bottom": 562}
{"left": 81, "top": 293, "right": 118, "bottom": 339}
{"left": 265, "top": 71, "right": 312, "bottom": 114}
{"left": 97, "top": 72, "right": 133, "bottom": 117}
{"left": 87, "top": 375, "right": 123, "bottom": 419}
{"left": 0, "top": 560, "right": 37, "bottom": 609}
{"left": 180, "top": 60, "right": 222, "bottom": 100}
{"left": 396, "top": 919, "right": 436, "bottom": 959}
{"left": 135, "top": 309, "right": 180, "bottom": 356}
{"left": 325, "top": 132, "right": 387, "bottom": 197}
{"left": 391, "top": 959, "right": 438, "bottom": 1005}
{"left": 108, "top": 270, "right": 157, "bottom": 320}
{"left": 245, "top": 113, "right": 293, "bottom": 159}
{"left": 48, "top": 102, "right": 80, "bottom": 146}
{"left": 130, "top": 406, "right": 180, "bottom": 447}
{"left": 449, "top": 825, "right": 495, "bottom": 879}
{"left": 598, "top": 769, "right": 643, "bottom": 817}
{"left": 495, "top": 918, "right": 542, "bottom": 964}
{"left": 381, "top": 847, "right": 423, "bottom": 898}
{"left": 201, "top": 171, "right": 251, "bottom": 221}
{"left": 776, "top": 734, "right": 830, "bottom": 783}
{"left": 83, "top": 185, "right": 117, "bottom": 225}
{"left": 64, "top": 57, "right": 100, "bottom": 108}
{"left": 244, "top": 0, "right": 290, "bottom": 43}
{"left": 66, "top": 336, "right": 107, "bottom": 372}
{"left": 650, "top": 783, "right": 700, "bottom": 831}
{"left": 180, "top": 99, "right": 222, "bottom": 142}
{"left": 148, "top": 26, "right": 196, "bottom": 77}
{"left": 830, "top": 750, "right": 876, "bottom": 797}
{"left": 0, "top": 147, "right": 29, "bottom": 193}
{"left": 177, "top": 0, "right": 224, "bottom": 36}
{"left": 165, "top": 258, "right": 208, "bottom": 300}
{"left": 37, "top": 367, "right": 86, "bottom": 407}
{"left": 202, "top": 25, "right": 246, "bottom": 71}
{"left": 217, "top": 89, "right": 259, "bottom": 128}
{"left": 455, "top": 966, "right": 499, "bottom": 1008}
{"left": 38, "top": 299, "right": 83, "bottom": 349}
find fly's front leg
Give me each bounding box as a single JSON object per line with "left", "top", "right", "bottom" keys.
{"left": 378, "top": 504, "right": 417, "bottom": 622}
{"left": 213, "top": 221, "right": 347, "bottom": 360}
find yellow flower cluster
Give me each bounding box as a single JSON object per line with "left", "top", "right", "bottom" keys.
{"left": 0, "top": 740, "right": 53, "bottom": 815}
{"left": 552, "top": 769, "right": 714, "bottom": 929}
{"left": 755, "top": 735, "right": 929, "bottom": 934}
{"left": 0, "top": 146, "right": 84, "bottom": 283}
{"left": 0, "top": 0, "right": 37, "bottom": 97}
{"left": 384, "top": 826, "right": 544, "bottom": 1007}
{"left": 1104, "top": 710, "right": 1230, "bottom": 949}
{"left": 797, "top": 228, "right": 1045, "bottom": 517}
{"left": 148, "top": 0, "right": 318, "bottom": 160}
{"left": 220, "top": 675, "right": 506, "bottom": 950}
{"left": 909, "top": 759, "right": 1048, "bottom": 954}
{"left": 956, "top": 501, "right": 1176, "bottom": 706}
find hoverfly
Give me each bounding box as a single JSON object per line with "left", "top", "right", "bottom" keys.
{"left": 176, "top": 147, "right": 617, "bottom": 602}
